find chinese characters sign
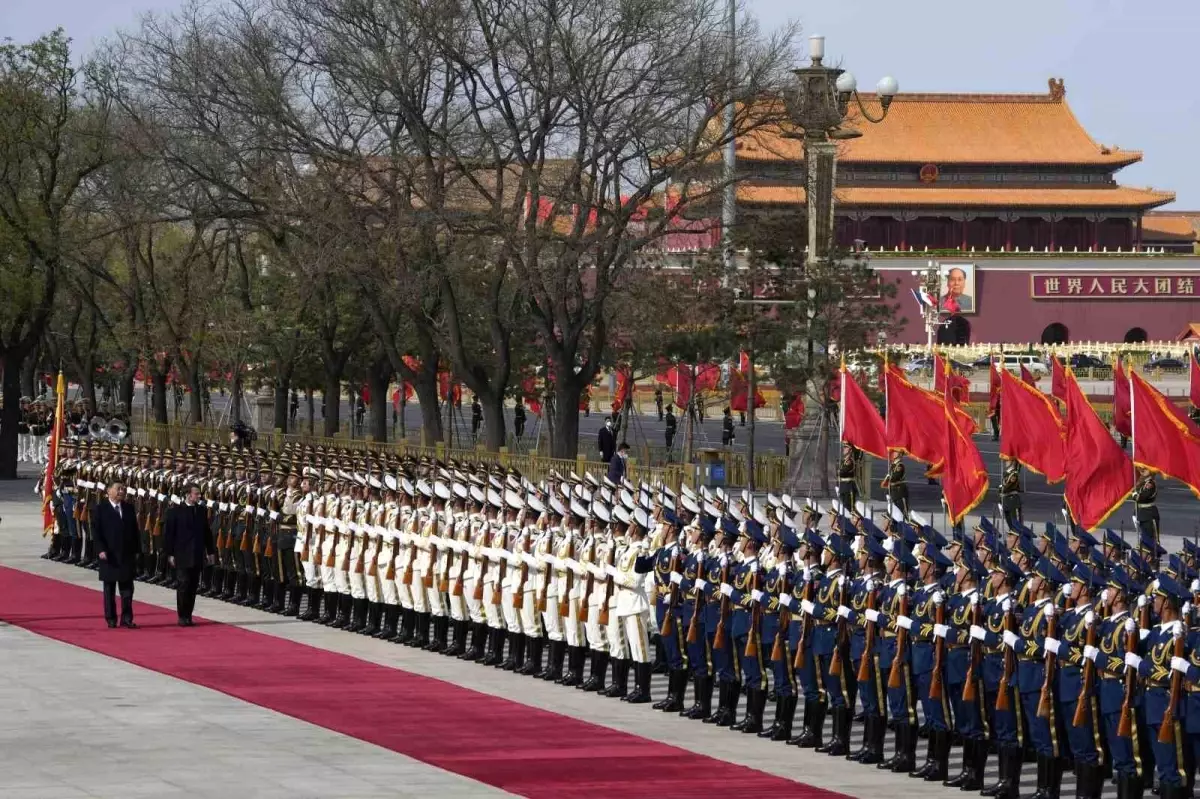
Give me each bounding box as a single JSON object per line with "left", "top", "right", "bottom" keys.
{"left": 1031, "top": 274, "right": 1198, "bottom": 299}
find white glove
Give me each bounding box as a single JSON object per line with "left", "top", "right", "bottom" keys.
{"left": 1138, "top": 595, "right": 1149, "bottom": 609}
{"left": 1125, "top": 652, "right": 1143, "bottom": 670}
{"left": 1044, "top": 638, "right": 1061, "bottom": 656}
{"left": 1061, "top": 583, "right": 1073, "bottom": 598}
{"left": 802, "top": 565, "right": 811, "bottom": 581}
{"left": 837, "top": 574, "right": 845, "bottom": 588}
{"left": 1141, "top": 628, "right": 1151, "bottom": 641}
{"left": 1192, "top": 579, "right": 1200, "bottom": 593}
{"left": 720, "top": 583, "right": 733, "bottom": 597}
{"left": 1084, "top": 611, "right": 1095, "bottom": 628}
{"left": 1002, "top": 598, "right": 1012, "bottom": 613}
{"left": 1171, "top": 656, "right": 1191, "bottom": 675}
{"left": 695, "top": 578, "right": 708, "bottom": 591}
{"left": 837, "top": 605, "right": 851, "bottom": 619}
{"left": 932, "top": 591, "right": 944, "bottom": 606}
{"left": 896, "top": 583, "right": 907, "bottom": 597}
{"left": 969, "top": 625, "right": 986, "bottom": 641}
{"left": 1002, "top": 630, "right": 1020, "bottom": 649}
{"left": 1100, "top": 589, "right": 1110, "bottom": 604}
{"left": 801, "top": 599, "right": 816, "bottom": 616}
{"left": 1184, "top": 602, "right": 1193, "bottom": 618}
{"left": 970, "top": 593, "right": 980, "bottom": 606}
{"left": 779, "top": 594, "right": 794, "bottom": 609}
{"left": 669, "top": 571, "right": 683, "bottom": 585}
{"left": 1044, "top": 603, "right": 1056, "bottom": 619}
{"left": 897, "top": 615, "right": 913, "bottom": 631}
{"left": 751, "top": 589, "right": 765, "bottom": 603}
{"left": 864, "top": 578, "right": 874, "bottom": 592}
{"left": 1125, "top": 618, "right": 1136, "bottom": 634}
{"left": 1084, "top": 645, "right": 1100, "bottom": 663}
{"left": 933, "top": 623, "right": 949, "bottom": 639}
{"left": 776, "top": 562, "right": 787, "bottom": 575}
{"left": 866, "top": 609, "right": 881, "bottom": 624}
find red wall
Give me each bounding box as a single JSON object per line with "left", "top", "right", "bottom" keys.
{"left": 879, "top": 265, "right": 1200, "bottom": 345}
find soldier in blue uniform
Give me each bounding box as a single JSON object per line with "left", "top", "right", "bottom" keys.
{"left": 786, "top": 528, "right": 826, "bottom": 748}
{"left": 1054, "top": 562, "right": 1105, "bottom": 799}
{"left": 810, "top": 529, "right": 856, "bottom": 756}
{"left": 727, "top": 519, "right": 768, "bottom": 733}
{"left": 847, "top": 533, "right": 887, "bottom": 763}
{"left": 652, "top": 512, "right": 688, "bottom": 712}
{"left": 758, "top": 527, "right": 800, "bottom": 741}
{"left": 977, "top": 549, "right": 1025, "bottom": 799}
{"left": 1132, "top": 574, "right": 1192, "bottom": 799}
{"left": 1094, "top": 566, "right": 1148, "bottom": 799}
{"left": 701, "top": 521, "right": 740, "bottom": 726}
{"left": 679, "top": 511, "right": 715, "bottom": 720}
{"left": 943, "top": 547, "right": 989, "bottom": 789}
{"left": 908, "top": 535, "right": 955, "bottom": 781}
{"left": 873, "top": 538, "right": 919, "bottom": 773}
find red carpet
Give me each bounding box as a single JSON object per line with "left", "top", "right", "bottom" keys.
{"left": 0, "top": 566, "right": 847, "bottom": 798}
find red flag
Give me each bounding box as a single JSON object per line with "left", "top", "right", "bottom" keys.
{"left": 42, "top": 372, "right": 66, "bottom": 537}
{"left": 1064, "top": 368, "right": 1132, "bottom": 530}
{"left": 1020, "top": 363, "right": 1039, "bottom": 387}
{"left": 942, "top": 364, "right": 989, "bottom": 525}
{"left": 438, "top": 372, "right": 461, "bottom": 404}
{"left": 579, "top": 385, "right": 591, "bottom": 412}
{"left": 1131, "top": 371, "right": 1200, "bottom": 497}
{"left": 933, "top": 353, "right": 970, "bottom": 403}
{"left": 520, "top": 376, "right": 542, "bottom": 416}
{"left": 1190, "top": 349, "right": 1200, "bottom": 409}
{"left": 784, "top": 395, "right": 806, "bottom": 430}
{"left": 1050, "top": 357, "right": 1068, "bottom": 403}
{"left": 1112, "top": 358, "right": 1132, "bottom": 438}
{"left": 729, "top": 367, "right": 765, "bottom": 412}
{"left": 885, "top": 364, "right": 950, "bottom": 472}
{"left": 999, "top": 366, "right": 1066, "bottom": 483}
{"left": 988, "top": 355, "right": 1001, "bottom": 416}
{"left": 841, "top": 364, "right": 887, "bottom": 459}
{"left": 611, "top": 366, "right": 633, "bottom": 413}
{"left": 738, "top": 351, "right": 751, "bottom": 374}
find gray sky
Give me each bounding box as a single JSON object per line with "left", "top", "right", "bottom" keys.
{"left": 4, "top": 0, "right": 1198, "bottom": 206}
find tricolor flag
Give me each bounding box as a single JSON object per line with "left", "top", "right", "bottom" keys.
{"left": 42, "top": 372, "right": 67, "bottom": 538}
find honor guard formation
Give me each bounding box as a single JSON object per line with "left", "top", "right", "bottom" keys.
{"left": 38, "top": 435, "right": 1200, "bottom": 799}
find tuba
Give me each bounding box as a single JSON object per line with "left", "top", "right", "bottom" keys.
{"left": 88, "top": 416, "right": 107, "bottom": 439}
{"left": 107, "top": 418, "right": 129, "bottom": 443}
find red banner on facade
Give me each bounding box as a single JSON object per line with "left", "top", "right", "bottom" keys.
{"left": 1031, "top": 274, "right": 1197, "bottom": 299}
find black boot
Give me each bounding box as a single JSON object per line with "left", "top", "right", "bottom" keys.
{"left": 654, "top": 669, "right": 687, "bottom": 712}
{"left": 566, "top": 645, "right": 587, "bottom": 687}
{"left": 579, "top": 649, "right": 606, "bottom": 690}
{"left": 498, "top": 631, "right": 519, "bottom": 670}
{"left": 731, "top": 684, "right": 754, "bottom": 731}
{"left": 330, "top": 593, "right": 352, "bottom": 629}
{"left": 283, "top": 586, "right": 302, "bottom": 617}
{"left": 719, "top": 681, "right": 742, "bottom": 727}
{"left": 377, "top": 605, "right": 399, "bottom": 639}
{"left": 762, "top": 694, "right": 797, "bottom": 740}
{"left": 794, "top": 701, "right": 826, "bottom": 748}
{"left": 787, "top": 699, "right": 814, "bottom": 745}
{"left": 686, "top": 674, "right": 714, "bottom": 720}
{"left": 408, "top": 612, "right": 428, "bottom": 647}
{"left": 880, "top": 722, "right": 913, "bottom": 772}
{"left": 520, "top": 636, "right": 544, "bottom": 675}
{"left": 736, "top": 687, "right": 765, "bottom": 734}
{"left": 362, "top": 601, "right": 382, "bottom": 635}
{"left": 220, "top": 570, "right": 237, "bottom": 601}
{"left": 443, "top": 619, "right": 465, "bottom": 656}
{"left": 911, "top": 727, "right": 940, "bottom": 779}
{"left": 603, "top": 659, "right": 629, "bottom": 698}
{"left": 704, "top": 681, "right": 729, "bottom": 724}
{"left": 623, "top": 662, "right": 652, "bottom": 704}
{"left": 68, "top": 537, "right": 83, "bottom": 564}
{"left": 461, "top": 621, "right": 485, "bottom": 660}
{"left": 857, "top": 714, "right": 886, "bottom": 765}
{"left": 480, "top": 628, "right": 503, "bottom": 666}
{"left": 346, "top": 598, "right": 368, "bottom": 632}
{"left": 1124, "top": 774, "right": 1145, "bottom": 799}
{"left": 392, "top": 609, "right": 413, "bottom": 643}
{"left": 819, "top": 705, "right": 849, "bottom": 755}
{"left": 270, "top": 582, "right": 289, "bottom": 614}
{"left": 945, "top": 738, "right": 976, "bottom": 788}
{"left": 921, "top": 730, "right": 950, "bottom": 782}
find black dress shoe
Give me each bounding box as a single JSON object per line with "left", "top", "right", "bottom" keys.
{"left": 120, "top": 620, "right": 138, "bottom": 629}
{"left": 178, "top": 619, "right": 190, "bottom": 627}
{"left": 107, "top": 620, "right": 117, "bottom": 628}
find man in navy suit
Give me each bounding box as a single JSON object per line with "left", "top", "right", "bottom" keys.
{"left": 92, "top": 480, "right": 142, "bottom": 628}
{"left": 164, "top": 483, "right": 216, "bottom": 626}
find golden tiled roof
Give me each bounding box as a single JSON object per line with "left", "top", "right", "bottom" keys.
{"left": 737, "top": 184, "right": 1175, "bottom": 210}
{"left": 1143, "top": 213, "right": 1200, "bottom": 241}
{"left": 736, "top": 79, "right": 1143, "bottom": 167}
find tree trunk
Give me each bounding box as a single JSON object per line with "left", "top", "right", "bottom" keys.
{"left": 185, "top": 361, "right": 204, "bottom": 425}
{"left": 411, "top": 377, "right": 441, "bottom": 447}
{"left": 230, "top": 370, "right": 242, "bottom": 425}
{"left": 151, "top": 371, "right": 170, "bottom": 424}
{"left": 305, "top": 388, "right": 314, "bottom": 435}
{"left": 480, "top": 391, "right": 506, "bottom": 451}
{"left": 368, "top": 366, "right": 389, "bottom": 443}
{"left": 119, "top": 368, "right": 135, "bottom": 412}
{"left": 0, "top": 353, "right": 25, "bottom": 479}
{"left": 550, "top": 380, "right": 582, "bottom": 460}
{"left": 20, "top": 351, "right": 38, "bottom": 399}
{"left": 78, "top": 371, "right": 97, "bottom": 418}
{"left": 323, "top": 373, "right": 341, "bottom": 437}
{"left": 273, "top": 381, "right": 290, "bottom": 434}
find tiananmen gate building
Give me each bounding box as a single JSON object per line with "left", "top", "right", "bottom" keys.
{"left": 677, "top": 78, "right": 1200, "bottom": 346}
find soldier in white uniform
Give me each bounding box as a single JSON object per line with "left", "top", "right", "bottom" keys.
{"left": 391, "top": 479, "right": 418, "bottom": 643}
{"left": 345, "top": 478, "right": 370, "bottom": 632}
{"left": 517, "top": 494, "right": 551, "bottom": 676}
{"left": 557, "top": 500, "right": 590, "bottom": 686}
{"left": 329, "top": 479, "right": 359, "bottom": 629}
{"left": 421, "top": 481, "right": 452, "bottom": 652}
{"left": 404, "top": 481, "right": 433, "bottom": 646}
{"left": 356, "top": 478, "right": 384, "bottom": 635}
{"left": 479, "top": 488, "right": 510, "bottom": 666}
{"left": 578, "top": 504, "right": 610, "bottom": 691}
{"left": 597, "top": 512, "right": 631, "bottom": 698}
{"left": 498, "top": 489, "right": 529, "bottom": 670}
{"left": 537, "top": 498, "right": 569, "bottom": 680}
{"left": 612, "top": 506, "right": 654, "bottom": 702}
{"left": 459, "top": 486, "right": 490, "bottom": 660}
{"left": 317, "top": 477, "right": 343, "bottom": 625}
{"left": 294, "top": 473, "right": 321, "bottom": 621}
{"left": 373, "top": 478, "right": 402, "bottom": 639}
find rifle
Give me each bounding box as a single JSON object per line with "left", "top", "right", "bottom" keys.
{"left": 513, "top": 532, "right": 529, "bottom": 611}
{"left": 660, "top": 549, "right": 681, "bottom": 637}
{"left": 887, "top": 585, "right": 909, "bottom": 689}
{"left": 491, "top": 527, "right": 508, "bottom": 607}
{"left": 452, "top": 522, "right": 469, "bottom": 597}
{"left": 857, "top": 581, "right": 877, "bottom": 682}
{"left": 151, "top": 478, "right": 167, "bottom": 538}
{"left": 536, "top": 528, "right": 553, "bottom": 614}
{"left": 424, "top": 514, "right": 439, "bottom": 590}
{"left": 299, "top": 499, "right": 314, "bottom": 563}
{"left": 997, "top": 599, "right": 1017, "bottom": 711}
{"left": 598, "top": 540, "right": 616, "bottom": 627}
{"left": 558, "top": 536, "right": 575, "bottom": 619}
{"left": 240, "top": 498, "right": 254, "bottom": 555}
{"left": 930, "top": 598, "right": 946, "bottom": 700}
{"left": 1117, "top": 604, "right": 1146, "bottom": 737}
{"left": 830, "top": 575, "right": 848, "bottom": 677}
{"left": 685, "top": 553, "right": 703, "bottom": 645}
{"left": 713, "top": 560, "right": 732, "bottom": 650}
{"left": 472, "top": 521, "right": 488, "bottom": 602}
{"left": 1072, "top": 612, "right": 1098, "bottom": 727}
{"left": 440, "top": 514, "right": 454, "bottom": 593}
{"left": 744, "top": 567, "right": 762, "bottom": 658}
{"left": 263, "top": 494, "right": 277, "bottom": 561}
{"left": 579, "top": 533, "right": 596, "bottom": 623}
{"left": 793, "top": 574, "right": 814, "bottom": 669}
{"left": 401, "top": 511, "right": 417, "bottom": 585}
{"left": 1159, "top": 624, "right": 1185, "bottom": 744}
{"left": 1037, "top": 606, "right": 1058, "bottom": 718}
{"left": 962, "top": 597, "right": 983, "bottom": 702}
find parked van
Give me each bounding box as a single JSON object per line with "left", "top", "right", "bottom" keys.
{"left": 1000, "top": 354, "right": 1048, "bottom": 376}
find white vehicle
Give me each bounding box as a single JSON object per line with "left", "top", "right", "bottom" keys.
{"left": 1000, "top": 354, "right": 1048, "bottom": 376}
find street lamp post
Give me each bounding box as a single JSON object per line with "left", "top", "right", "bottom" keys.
{"left": 784, "top": 35, "right": 898, "bottom": 267}
{"left": 911, "top": 260, "right": 951, "bottom": 353}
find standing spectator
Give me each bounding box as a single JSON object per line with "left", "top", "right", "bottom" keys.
{"left": 721, "top": 407, "right": 735, "bottom": 447}
{"left": 664, "top": 404, "right": 677, "bottom": 451}
{"left": 654, "top": 387, "right": 664, "bottom": 420}
{"left": 513, "top": 399, "right": 526, "bottom": 439}
{"left": 164, "top": 484, "right": 215, "bottom": 627}
{"left": 607, "top": 442, "right": 630, "bottom": 483}
{"left": 471, "top": 396, "right": 483, "bottom": 438}
{"left": 355, "top": 393, "right": 366, "bottom": 432}
{"left": 598, "top": 418, "right": 616, "bottom": 463}
{"left": 92, "top": 481, "right": 141, "bottom": 629}
{"left": 289, "top": 390, "right": 299, "bottom": 424}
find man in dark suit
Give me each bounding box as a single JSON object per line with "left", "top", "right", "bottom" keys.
{"left": 607, "top": 442, "right": 629, "bottom": 484}
{"left": 92, "top": 480, "right": 141, "bottom": 628}
{"left": 598, "top": 418, "right": 616, "bottom": 463}
{"left": 164, "top": 483, "right": 216, "bottom": 626}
